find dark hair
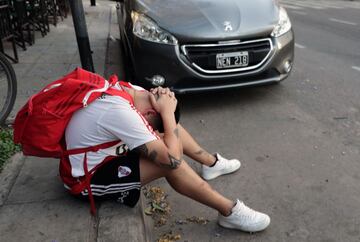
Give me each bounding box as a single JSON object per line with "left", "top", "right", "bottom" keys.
{"left": 151, "top": 104, "right": 180, "bottom": 133}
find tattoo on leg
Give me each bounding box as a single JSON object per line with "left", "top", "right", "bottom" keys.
{"left": 148, "top": 150, "right": 158, "bottom": 162}
{"left": 134, "top": 144, "right": 181, "bottom": 169}
{"left": 161, "top": 153, "right": 182, "bottom": 169}
{"left": 173, "top": 128, "right": 179, "bottom": 138}
{"left": 134, "top": 144, "right": 148, "bottom": 156}
{"left": 135, "top": 144, "right": 159, "bottom": 163}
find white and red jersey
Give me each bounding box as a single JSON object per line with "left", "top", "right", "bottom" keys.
{"left": 60, "top": 83, "right": 159, "bottom": 186}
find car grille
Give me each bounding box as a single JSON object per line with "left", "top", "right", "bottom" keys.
{"left": 181, "top": 38, "right": 273, "bottom": 74}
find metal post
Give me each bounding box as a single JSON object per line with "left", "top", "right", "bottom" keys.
{"left": 69, "top": 0, "right": 95, "bottom": 72}
{"left": 90, "top": 0, "right": 96, "bottom": 6}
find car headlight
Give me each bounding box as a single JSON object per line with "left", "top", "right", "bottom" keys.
{"left": 271, "top": 7, "right": 291, "bottom": 37}
{"left": 131, "top": 11, "right": 178, "bottom": 45}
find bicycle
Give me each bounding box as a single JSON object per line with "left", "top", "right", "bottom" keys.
{"left": 0, "top": 52, "right": 17, "bottom": 126}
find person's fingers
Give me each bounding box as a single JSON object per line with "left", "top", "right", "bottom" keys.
{"left": 149, "top": 93, "right": 160, "bottom": 112}
{"left": 161, "top": 87, "right": 170, "bottom": 95}
{"left": 153, "top": 87, "right": 175, "bottom": 98}
{"left": 151, "top": 87, "right": 161, "bottom": 95}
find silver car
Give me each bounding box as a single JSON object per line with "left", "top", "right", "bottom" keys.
{"left": 117, "top": 0, "right": 294, "bottom": 93}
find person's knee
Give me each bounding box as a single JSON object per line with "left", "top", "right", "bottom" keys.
{"left": 158, "top": 157, "right": 184, "bottom": 171}
{"left": 198, "top": 179, "right": 211, "bottom": 191}
{"left": 162, "top": 159, "right": 187, "bottom": 178}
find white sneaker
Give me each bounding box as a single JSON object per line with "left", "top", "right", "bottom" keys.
{"left": 218, "top": 199, "right": 271, "bottom": 232}
{"left": 201, "top": 153, "right": 241, "bottom": 180}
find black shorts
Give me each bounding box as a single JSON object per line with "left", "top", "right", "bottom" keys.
{"left": 78, "top": 151, "right": 141, "bottom": 207}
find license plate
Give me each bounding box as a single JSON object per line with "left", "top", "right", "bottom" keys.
{"left": 216, "top": 51, "right": 249, "bottom": 69}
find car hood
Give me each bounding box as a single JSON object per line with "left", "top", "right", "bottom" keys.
{"left": 134, "top": 0, "right": 279, "bottom": 43}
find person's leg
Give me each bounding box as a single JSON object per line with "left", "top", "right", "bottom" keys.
{"left": 139, "top": 158, "right": 271, "bottom": 232}
{"left": 178, "top": 124, "right": 216, "bottom": 166}
{"left": 140, "top": 158, "right": 234, "bottom": 216}
{"left": 177, "top": 124, "right": 241, "bottom": 180}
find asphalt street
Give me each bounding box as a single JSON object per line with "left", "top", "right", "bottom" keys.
{"left": 144, "top": 1, "right": 360, "bottom": 241}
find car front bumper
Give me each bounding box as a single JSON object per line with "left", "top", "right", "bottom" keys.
{"left": 128, "top": 30, "right": 294, "bottom": 94}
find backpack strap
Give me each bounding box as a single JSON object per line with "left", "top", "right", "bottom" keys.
{"left": 105, "top": 81, "right": 134, "bottom": 105}
{"left": 62, "top": 78, "right": 134, "bottom": 215}
{"left": 63, "top": 140, "right": 120, "bottom": 156}
{"left": 118, "top": 81, "right": 133, "bottom": 88}
{"left": 63, "top": 140, "right": 121, "bottom": 215}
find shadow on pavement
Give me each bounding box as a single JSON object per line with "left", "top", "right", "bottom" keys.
{"left": 177, "top": 83, "right": 284, "bottom": 114}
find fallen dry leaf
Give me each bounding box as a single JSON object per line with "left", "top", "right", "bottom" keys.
{"left": 186, "top": 216, "right": 209, "bottom": 225}
{"left": 157, "top": 231, "right": 181, "bottom": 242}
{"left": 143, "top": 186, "right": 172, "bottom": 227}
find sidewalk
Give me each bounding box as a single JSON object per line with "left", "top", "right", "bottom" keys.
{"left": 0, "top": 1, "right": 148, "bottom": 241}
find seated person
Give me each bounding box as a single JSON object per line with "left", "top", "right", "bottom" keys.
{"left": 61, "top": 82, "right": 270, "bottom": 232}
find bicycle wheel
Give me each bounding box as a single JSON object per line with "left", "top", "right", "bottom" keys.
{"left": 0, "top": 53, "right": 17, "bottom": 125}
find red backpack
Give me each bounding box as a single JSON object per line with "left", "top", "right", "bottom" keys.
{"left": 13, "top": 67, "right": 132, "bottom": 158}
{"left": 13, "top": 68, "right": 133, "bottom": 215}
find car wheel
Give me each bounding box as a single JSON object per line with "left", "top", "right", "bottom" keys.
{"left": 120, "top": 44, "right": 135, "bottom": 82}
{"left": 120, "top": 42, "right": 152, "bottom": 89}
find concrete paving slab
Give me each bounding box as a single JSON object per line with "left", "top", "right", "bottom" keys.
{"left": 14, "top": 77, "right": 68, "bottom": 107}
{"left": 49, "top": 40, "right": 79, "bottom": 48}
{"left": 23, "top": 63, "right": 71, "bottom": 79}
{"left": 98, "top": 201, "right": 146, "bottom": 242}
{"left": 17, "top": 51, "right": 44, "bottom": 64}
{"left": 30, "top": 36, "right": 58, "bottom": 46}
{"left": 17, "top": 43, "right": 50, "bottom": 53}
{"left": 44, "top": 47, "right": 79, "bottom": 55}
{"left": 0, "top": 199, "right": 95, "bottom": 242}
{"left": 0, "top": 153, "right": 25, "bottom": 206}
{"left": 13, "top": 63, "right": 35, "bottom": 77}
{"left": 6, "top": 157, "right": 66, "bottom": 204}
{"left": 35, "top": 52, "right": 78, "bottom": 64}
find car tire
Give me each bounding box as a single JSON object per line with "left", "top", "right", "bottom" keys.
{"left": 119, "top": 40, "right": 153, "bottom": 89}
{"left": 120, "top": 40, "right": 135, "bottom": 82}
{"left": 117, "top": 8, "right": 136, "bottom": 83}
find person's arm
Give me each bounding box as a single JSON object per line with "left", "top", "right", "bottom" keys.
{"left": 134, "top": 87, "right": 183, "bottom": 169}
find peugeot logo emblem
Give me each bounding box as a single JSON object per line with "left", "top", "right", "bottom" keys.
{"left": 223, "top": 21, "right": 233, "bottom": 32}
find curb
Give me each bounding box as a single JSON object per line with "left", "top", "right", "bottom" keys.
{"left": 0, "top": 152, "right": 25, "bottom": 206}
{"left": 140, "top": 192, "right": 154, "bottom": 242}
